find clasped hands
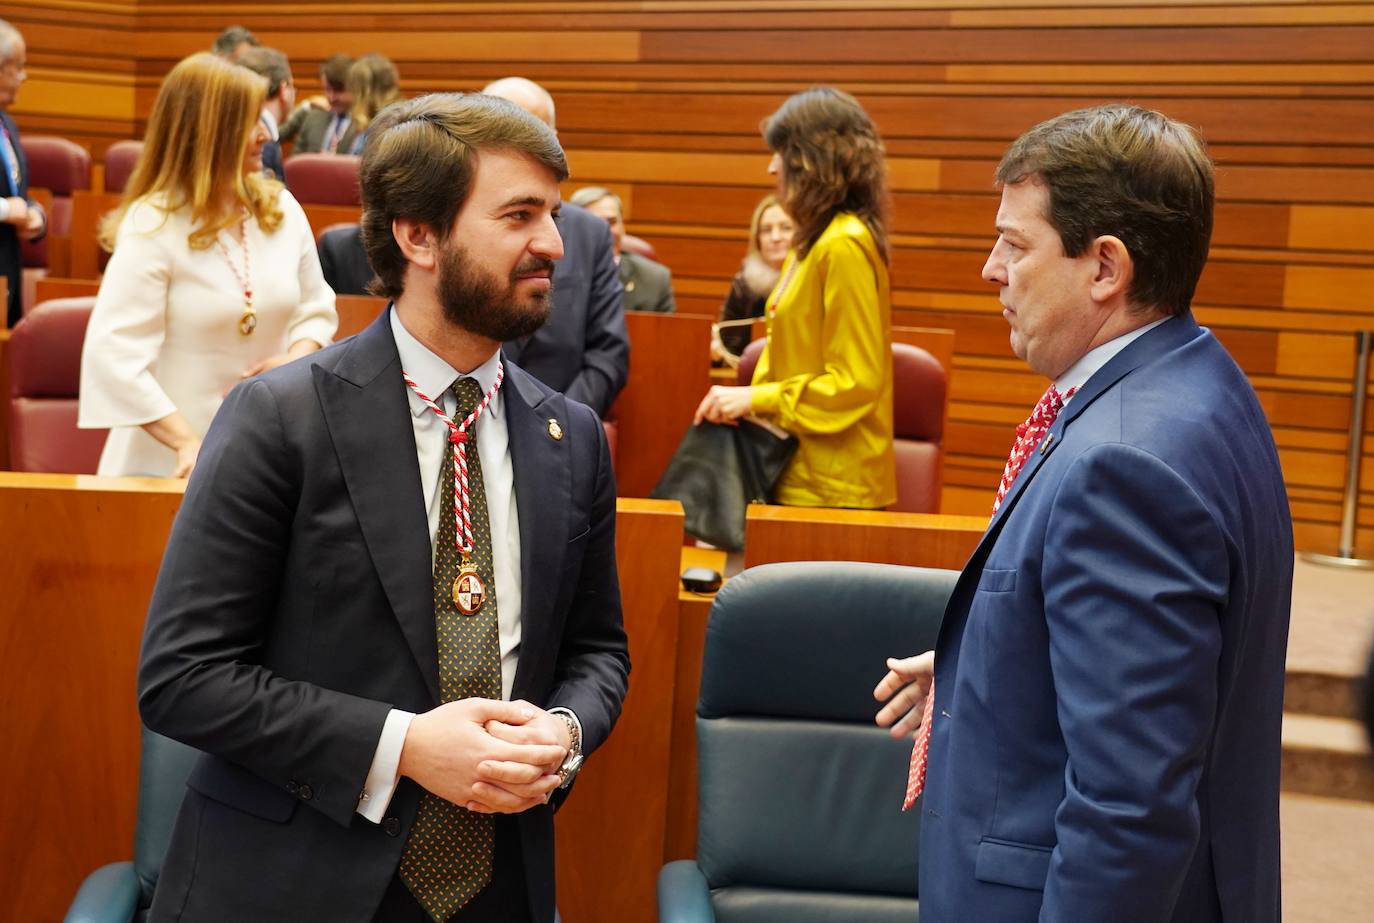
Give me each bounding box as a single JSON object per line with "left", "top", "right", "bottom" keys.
{"left": 873, "top": 651, "right": 934, "bottom": 740}
{"left": 398, "top": 698, "right": 571, "bottom": 815}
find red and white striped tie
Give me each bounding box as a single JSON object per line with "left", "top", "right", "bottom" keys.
{"left": 902, "top": 383, "right": 1075, "bottom": 810}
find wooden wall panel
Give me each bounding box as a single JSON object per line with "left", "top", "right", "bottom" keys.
{"left": 8, "top": 1, "right": 1374, "bottom": 551}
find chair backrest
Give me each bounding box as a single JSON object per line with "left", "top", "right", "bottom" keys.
{"left": 7, "top": 296, "right": 107, "bottom": 472}
{"left": 285, "top": 153, "right": 362, "bottom": 205}
{"left": 696, "top": 561, "right": 953, "bottom": 922}
{"left": 103, "top": 140, "right": 144, "bottom": 194}
{"left": 890, "top": 341, "right": 946, "bottom": 514}
{"left": 621, "top": 232, "right": 658, "bottom": 262}
{"left": 19, "top": 135, "right": 92, "bottom": 268}
{"left": 133, "top": 727, "right": 202, "bottom": 908}
{"left": 735, "top": 337, "right": 766, "bottom": 386}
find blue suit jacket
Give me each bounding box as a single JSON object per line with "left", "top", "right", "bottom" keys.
{"left": 137, "top": 310, "right": 630, "bottom": 921}
{"left": 1, "top": 109, "right": 43, "bottom": 327}
{"left": 503, "top": 202, "right": 628, "bottom": 417}
{"left": 919, "top": 315, "right": 1292, "bottom": 922}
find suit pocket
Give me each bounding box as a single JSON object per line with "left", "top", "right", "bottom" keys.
{"left": 186, "top": 755, "right": 298, "bottom": 823}
{"left": 974, "top": 837, "right": 1052, "bottom": 891}
{"left": 977, "top": 567, "right": 1017, "bottom": 593}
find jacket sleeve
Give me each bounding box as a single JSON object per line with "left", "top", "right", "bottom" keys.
{"left": 137, "top": 377, "right": 392, "bottom": 828}
{"left": 561, "top": 219, "right": 629, "bottom": 417}
{"left": 750, "top": 235, "right": 887, "bottom": 435}
{"left": 1039, "top": 443, "right": 1228, "bottom": 921}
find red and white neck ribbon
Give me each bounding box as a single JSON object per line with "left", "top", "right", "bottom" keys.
{"left": 402, "top": 365, "right": 504, "bottom": 558}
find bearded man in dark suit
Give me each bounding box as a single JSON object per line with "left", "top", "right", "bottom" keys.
{"left": 139, "top": 92, "right": 630, "bottom": 923}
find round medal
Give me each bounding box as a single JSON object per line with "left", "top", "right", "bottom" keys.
{"left": 452, "top": 567, "right": 486, "bottom": 616}
{"left": 239, "top": 309, "right": 258, "bottom": 336}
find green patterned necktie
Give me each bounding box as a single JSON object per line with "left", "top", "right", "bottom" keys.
{"left": 399, "top": 377, "right": 502, "bottom": 921}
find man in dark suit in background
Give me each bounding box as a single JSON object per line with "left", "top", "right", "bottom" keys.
{"left": 139, "top": 92, "right": 629, "bottom": 922}
{"left": 280, "top": 53, "right": 357, "bottom": 155}
{"left": 238, "top": 46, "right": 294, "bottom": 184}
{"left": 482, "top": 77, "right": 629, "bottom": 418}
{"left": 0, "top": 20, "right": 47, "bottom": 327}
{"left": 877, "top": 105, "right": 1292, "bottom": 921}
{"left": 569, "top": 186, "right": 675, "bottom": 314}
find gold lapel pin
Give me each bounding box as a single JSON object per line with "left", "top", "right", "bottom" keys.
{"left": 547, "top": 418, "right": 564, "bottom": 441}
{"left": 1039, "top": 433, "right": 1055, "bottom": 454}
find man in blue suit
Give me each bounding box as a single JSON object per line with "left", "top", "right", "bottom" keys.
{"left": 877, "top": 105, "right": 1292, "bottom": 921}
{"left": 139, "top": 93, "right": 629, "bottom": 922}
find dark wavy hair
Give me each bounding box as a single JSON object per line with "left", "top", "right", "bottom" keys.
{"left": 762, "top": 87, "right": 889, "bottom": 263}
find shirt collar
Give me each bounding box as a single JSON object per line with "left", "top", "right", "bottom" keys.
{"left": 390, "top": 307, "right": 503, "bottom": 420}
{"left": 260, "top": 109, "right": 279, "bottom": 141}
{"left": 1056, "top": 316, "right": 1168, "bottom": 404}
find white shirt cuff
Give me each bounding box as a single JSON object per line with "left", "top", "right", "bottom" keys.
{"left": 356, "top": 708, "right": 414, "bottom": 823}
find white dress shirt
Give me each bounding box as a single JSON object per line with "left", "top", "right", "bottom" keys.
{"left": 1056, "top": 317, "right": 1168, "bottom": 407}
{"left": 358, "top": 309, "right": 535, "bottom": 822}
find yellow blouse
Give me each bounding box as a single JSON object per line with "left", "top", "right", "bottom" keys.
{"left": 750, "top": 212, "right": 896, "bottom": 509}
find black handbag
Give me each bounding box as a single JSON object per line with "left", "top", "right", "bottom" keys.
{"left": 651, "top": 417, "right": 798, "bottom": 551}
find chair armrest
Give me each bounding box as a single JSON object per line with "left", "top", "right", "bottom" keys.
{"left": 657, "top": 860, "right": 714, "bottom": 923}
{"left": 63, "top": 861, "right": 139, "bottom": 923}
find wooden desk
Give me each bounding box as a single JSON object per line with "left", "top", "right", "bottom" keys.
{"left": 745, "top": 505, "right": 985, "bottom": 571}
{"left": 67, "top": 191, "right": 122, "bottom": 279}
{"left": 34, "top": 276, "right": 100, "bottom": 305}
{"left": 336, "top": 293, "right": 388, "bottom": 339}
{"left": 0, "top": 475, "right": 684, "bottom": 923}
{"left": 0, "top": 474, "right": 186, "bottom": 923}
{"left": 614, "top": 312, "right": 714, "bottom": 498}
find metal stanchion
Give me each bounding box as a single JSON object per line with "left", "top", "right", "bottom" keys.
{"left": 1302, "top": 330, "right": 1374, "bottom": 568}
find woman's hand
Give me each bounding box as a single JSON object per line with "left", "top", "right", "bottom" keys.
{"left": 242, "top": 338, "right": 325, "bottom": 379}
{"left": 172, "top": 440, "right": 201, "bottom": 478}
{"left": 694, "top": 385, "right": 755, "bottom": 425}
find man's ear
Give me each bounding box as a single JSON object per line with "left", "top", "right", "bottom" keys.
{"left": 393, "top": 218, "right": 439, "bottom": 272}
{"left": 1089, "top": 234, "right": 1133, "bottom": 306}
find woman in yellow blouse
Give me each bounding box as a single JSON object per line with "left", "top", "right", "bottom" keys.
{"left": 695, "top": 87, "right": 896, "bottom": 508}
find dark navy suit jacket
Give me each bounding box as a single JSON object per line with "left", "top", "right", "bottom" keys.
{"left": 503, "top": 201, "right": 627, "bottom": 417}
{"left": 138, "top": 310, "right": 630, "bottom": 922}
{"left": 919, "top": 315, "right": 1292, "bottom": 922}
{"left": 1, "top": 109, "right": 44, "bottom": 327}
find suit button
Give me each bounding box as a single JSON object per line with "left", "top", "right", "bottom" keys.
{"left": 298, "top": 784, "right": 314, "bottom": 801}
{"left": 384, "top": 816, "right": 401, "bottom": 837}
{"left": 286, "top": 780, "right": 299, "bottom": 795}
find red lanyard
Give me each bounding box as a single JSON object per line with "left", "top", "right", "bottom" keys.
{"left": 402, "top": 365, "right": 504, "bottom": 560}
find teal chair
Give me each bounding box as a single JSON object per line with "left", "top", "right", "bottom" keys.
{"left": 658, "top": 561, "right": 956, "bottom": 923}
{"left": 64, "top": 727, "right": 200, "bottom": 923}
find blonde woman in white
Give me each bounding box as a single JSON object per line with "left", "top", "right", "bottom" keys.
{"left": 80, "top": 53, "right": 337, "bottom": 477}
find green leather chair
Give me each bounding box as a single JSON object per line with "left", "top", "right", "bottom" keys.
{"left": 658, "top": 561, "right": 956, "bottom": 923}
{"left": 64, "top": 727, "right": 200, "bottom": 923}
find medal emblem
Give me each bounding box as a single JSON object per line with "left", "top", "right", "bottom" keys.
{"left": 452, "top": 564, "right": 486, "bottom": 616}
{"left": 238, "top": 310, "right": 258, "bottom": 336}
{"left": 547, "top": 418, "right": 564, "bottom": 441}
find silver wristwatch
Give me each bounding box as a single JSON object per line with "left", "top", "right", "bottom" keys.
{"left": 552, "top": 711, "right": 583, "bottom": 789}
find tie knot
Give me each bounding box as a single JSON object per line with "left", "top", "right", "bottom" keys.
{"left": 451, "top": 377, "right": 484, "bottom": 417}
{"left": 1030, "top": 384, "right": 1075, "bottom": 427}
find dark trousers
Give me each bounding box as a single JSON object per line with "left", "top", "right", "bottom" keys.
{"left": 373, "top": 816, "right": 532, "bottom": 923}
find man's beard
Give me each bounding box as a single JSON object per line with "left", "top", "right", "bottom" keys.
{"left": 436, "top": 240, "right": 554, "bottom": 342}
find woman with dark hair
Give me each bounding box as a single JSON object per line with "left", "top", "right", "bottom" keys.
{"left": 78, "top": 53, "right": 336, "bottom": 477}
{"left": 694, "top": 87, "right": 896, "bottom": 509}
{"left": 711, "top": 193, "right": 794, "bottom": 363}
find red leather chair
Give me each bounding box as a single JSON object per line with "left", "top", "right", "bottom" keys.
{"left": 19, "top": 135, "right": 91, "bottom": 267}
{"left": 284, "top": 153, "right": 362, "bottom": 205}
{"left": 8, "top": 296, "right": 108, "bottom": 473}
{"left": 621, "top": 233, "right": 658, "bottom": 262}
{"left": 18, "top": 136, "right": 92, "bottom": 314}
{"left": 888, "top": 342, "right": 946, "bottom": 513}
{"left": 736, "top": 337, "right": 946, "bottom": 512}
{"left": 103, "top": 140, "right": 143, "bottom": 194}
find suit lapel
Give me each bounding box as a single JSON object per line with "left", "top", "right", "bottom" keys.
{"left": 503, "top": 363, "right": 572, "bottom": 698}
{"left": 315, "top": 310, "right": 440, "bottom": 701}
{"left": 938, "top": 315, "right": 1204, "bottom": 655}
